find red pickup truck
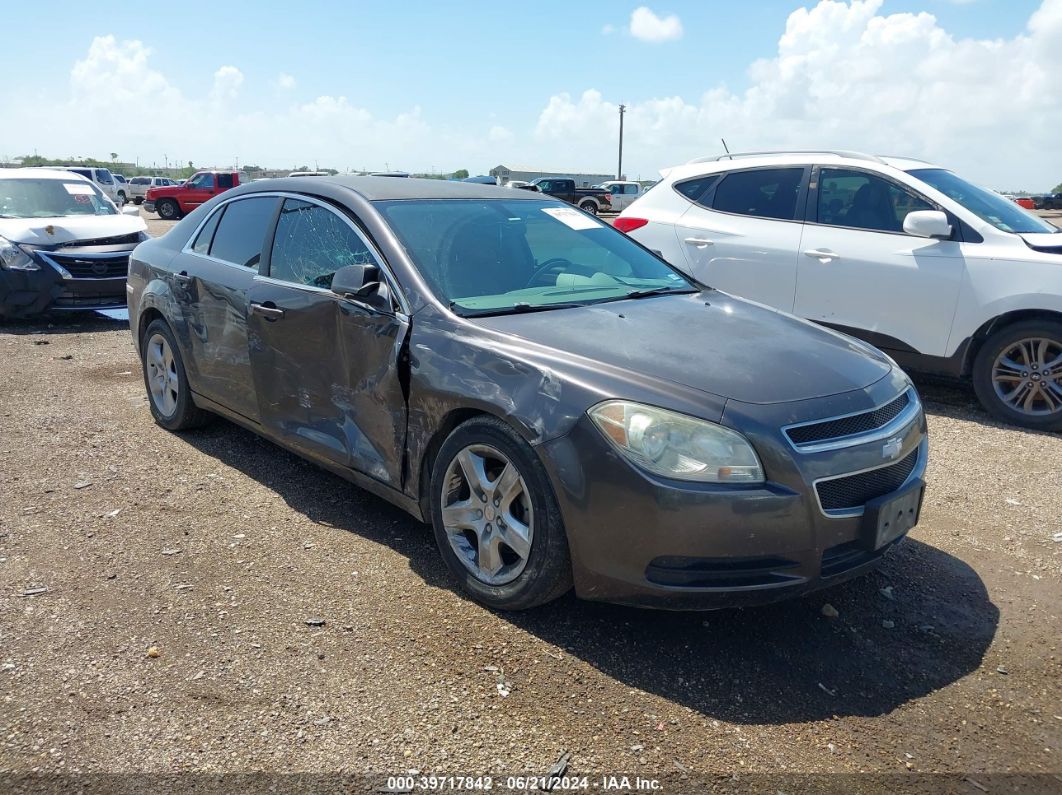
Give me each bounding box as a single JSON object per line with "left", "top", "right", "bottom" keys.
{"left": 144, "top": 171, "right": 248, "bottom": 219}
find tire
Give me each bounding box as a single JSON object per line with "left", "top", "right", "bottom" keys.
{"left": 429, "top": 416, "right": 573, "bottom": 610}
{"left": 117, "top": 191, "right": 127, "bottom": 204}
{"left": 140, "top": 319, "right": 211, "bottom": 431}
{"left": 156, "top": 199, "right": 180, "bottom": 220}
{"left": 133, "top": 197, "right": 143, "bottom": 205}
{"left": 579, "top": 200, "right": 598, "bottom": 216}
{"left": 972, "top": 319, "right": 1062, "bottom": 431}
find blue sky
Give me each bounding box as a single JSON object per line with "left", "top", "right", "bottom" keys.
{"left": 2, "top": 1, "right": 1059, "bottom": 187}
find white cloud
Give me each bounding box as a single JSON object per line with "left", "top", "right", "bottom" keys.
{"left": 537, "top": 0, "right": 1062, "bottom": 189}
{"left": 210, "top": 65, "right": 244, "bottom": 103}
{"left": 488, "top": 125, "right": 514, "bottom": 144}
{"left": 629, "top": 6, "right": 683, "bottom": 43}
{"left": 275, "top": 72, "right": 296, "bottom": 90}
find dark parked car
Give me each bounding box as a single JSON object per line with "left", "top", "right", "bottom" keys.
{"left": 128, "top": 177, "right": 928, "bottom": 610}
{"left": 530, "top": 178, "right": 612, "bottom": 215}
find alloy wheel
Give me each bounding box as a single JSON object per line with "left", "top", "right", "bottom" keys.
{"left": 146, "top": 332, "right": 179, "bottom": 417}
{"left": 991, "top": 336, "right": 1062, "bottom": 416}
{"left": 440, "top": 444, "right": 534, "bottom": 586}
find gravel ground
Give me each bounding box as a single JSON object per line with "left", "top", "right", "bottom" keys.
{"left": 0, "top": 208, "right": 1059, "bottom": 793}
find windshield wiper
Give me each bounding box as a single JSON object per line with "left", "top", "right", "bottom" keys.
{"left": 622, "top": 286, "right": 696, "bottom": 300}
{"left": 451, "top": 300, "right": 585, "bottom": 318}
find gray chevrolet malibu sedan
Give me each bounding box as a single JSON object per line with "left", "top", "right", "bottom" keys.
{"left": 127, "top": 177, "right": 928, "bottom": 610}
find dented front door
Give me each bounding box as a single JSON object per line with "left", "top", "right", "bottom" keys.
{"left": 247, "top": 279, "right": 409, "bottom": 488}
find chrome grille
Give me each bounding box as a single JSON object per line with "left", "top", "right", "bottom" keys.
{"left": 816, "top": 449, "right": 918, "bottom": 512}
{"left": 41, "top": 251, "right": 130, "bottom": 279}
{"left": 786, "top": 391, "right": 911, "bottom": 446}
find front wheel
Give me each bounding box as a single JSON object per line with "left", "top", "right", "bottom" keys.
{"left": 430, "top": 416, "right": 573, "bottom": 610}
{"left": 156, "top": 199, "right": 180, "bottom": 220}
{"left": 579, "top": 200, "right": 598, "bottom": 216}
{"left": 972, "top": 319, "right": 1062, "bottom": 431}
{"left": 140, "top": 319, "right": 211, "bottom": 431}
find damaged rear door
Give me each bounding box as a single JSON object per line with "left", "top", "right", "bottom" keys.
{"left": 247, "top": 196, "right": 409, "bottom": 488}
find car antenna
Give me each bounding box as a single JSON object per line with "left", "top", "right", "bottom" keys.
{"left": 721, "top": 138, "right": 732, "bottom": 160}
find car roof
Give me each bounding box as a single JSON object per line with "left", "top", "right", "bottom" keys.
{"left": 2, "top": 167, "right": 93, "bottom": 181}
{"left": 240, "top": 175, "right": 546, "bottom": 201}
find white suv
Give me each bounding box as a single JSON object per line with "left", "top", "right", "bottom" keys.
{"left": 616, "top": 151, "right": 1062, "bottom": 430}
{"left": 127, "top": 176, "right": 176, "bottom": 204}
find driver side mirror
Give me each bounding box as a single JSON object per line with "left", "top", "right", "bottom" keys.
{"left": 121, "top": 205, "right": 140, "bottom": 217}
{"left": 331, "top": 263, "right": 392, "bottom": 312}
{"left": 903, "top": 210, "right": 952, "bottom": 240}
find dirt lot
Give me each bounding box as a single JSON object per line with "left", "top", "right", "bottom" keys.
{"left": 0, "top": 208, "right": 1060, "bottom": 793}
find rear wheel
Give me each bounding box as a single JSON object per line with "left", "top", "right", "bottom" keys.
{"left": 140, "top": 319, "right": 210, "bottom": 431}
{"left": 430, "top": 417, "right": 573, "bottom": 610}
{"left": 579, "top": 200, "right": 598, "bottom": 216}
{"left": 133, "top": 196, "right": 143, "bottom": 205}
{"left": 972, "top": 319, "right": 1062, "bottom": 431}
{"left": 157, "top": 199, "right": 180, "bottom": 220}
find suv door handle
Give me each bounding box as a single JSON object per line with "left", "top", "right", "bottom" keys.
{"left": 804, "top": 249, "right": 840, "bottom": 261}
{"left": 249, "top": 302, "right": 285, "bottom": 321}
{"left": 174, "top": 271, "right": 192, "bottom": 285}
{"left": 684, "top": 237, "right": 714, "bottom": 247}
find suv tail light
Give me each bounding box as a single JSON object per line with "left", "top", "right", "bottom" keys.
{"left": 613, "top": 217, "right": 648, "bottom": 233}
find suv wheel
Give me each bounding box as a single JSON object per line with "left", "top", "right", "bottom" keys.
{"left": 140, "top": 319, "right": 211, "bottom": 431}
{"left": 157, "top": 199, "right": 180, "bottom": 220}
{"left": 972, "top": 319, "right": 1062, "bottom": 431}
{"left": 430, "top": 417, "right": 573, "bottom": 610}
{"left": 579, "top": 200, "right": 598, "bottom": 216}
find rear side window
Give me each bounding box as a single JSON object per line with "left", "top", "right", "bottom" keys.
{"left": 207, "top": 197, "right": 279, "bottom": 268}
{"left": 818, "top": 169, "right": 933, "bottom": 233}
{"left": 191, "top": 207, "right": 224, "bottom": 255}
{"left": 217, "top": 173, "right": 234, "bottom": 189}
{"left": 269, "top": 199, "right": 380, "bottom": 288}
{"left": 712, "top": 168, "right": 804, "bottom": 220}
{"left": 674, "top": 174, "right": 721, "bottom": 206}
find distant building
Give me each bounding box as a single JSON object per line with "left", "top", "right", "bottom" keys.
{"left": 489, "top": 165, "right": 615, "bottom": 188}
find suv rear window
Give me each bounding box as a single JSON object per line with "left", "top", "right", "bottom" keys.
{"left": 674, "top": 174, "right": 721, "bottom": 206}
{"left": 712, "top": 168, "right": 804, "bottom": 221}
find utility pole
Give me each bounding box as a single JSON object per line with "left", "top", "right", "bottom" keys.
{"left": 617, "top": 104, "right": 626, "bottom": 180}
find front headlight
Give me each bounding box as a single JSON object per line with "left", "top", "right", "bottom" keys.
{"left": 588, "top": 400, "right": 764, "bottom": 484}
{"left": 0, "top": 236, "right": 39, "bottom": 271}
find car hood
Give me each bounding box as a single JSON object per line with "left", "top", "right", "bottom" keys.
{"left": 145, "top": 185, "right": 184, "bottom": 199}
{"left": 1019, "top": 232, "right": 1062, "bottom": 255}
{"left": 0, "top": 214, "right": 146, "bottom": 246}
{"left": 474, "top": 291, "right": 893, "bottom": 405}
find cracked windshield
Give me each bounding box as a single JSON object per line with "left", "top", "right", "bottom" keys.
{"left": 377, "top": 199, "right": 696, "bottom": 316}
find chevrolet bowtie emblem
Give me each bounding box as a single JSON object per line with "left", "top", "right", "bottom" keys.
{"left": 882, "top": 437, "right": 903, "bottom": 460}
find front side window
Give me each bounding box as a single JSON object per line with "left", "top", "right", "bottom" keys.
{"left": 269, "top": 199, "right": 379, "bottom": 288}
{"left": 207, "top": 197, "right": 278, "bottom": 268}
{"left": 908, "top": 167, "right": 1058, "bottom": 235}
{"left": 0, "top": 178, "right": 116, "bottom": 218}
{"left": 96, "top": 169, "right": 114, "bottom": 184}
{"left": 818, "top": 169, "right": 932, "bottom": 233}
{"left": 376, "top": 199, "right": 695, "bottom": 315}
{"left": 712, "top": 168, "right": 804, "bottom": 221}
{"left": 187, "top": 173, "right": 215, "bottom": 190}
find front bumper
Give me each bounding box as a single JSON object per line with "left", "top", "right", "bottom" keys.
{"left": 143, "top": 201, "right": 156, "bottom": 214}
{"left": 536, "top": 370, "right": 928, "bottom": 610}
{"left": 0, "top": 248, "right": 132, "bottom": 319}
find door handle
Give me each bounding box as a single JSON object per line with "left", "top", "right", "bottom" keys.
{"left": 249, "top": 302, "right": 285, "bottom": 321}
{"left": 804, "top": 249, "right": 840, "bottom": 261}
{"left": 174, "top": 270, "right": 192, "bottom": 285}
{"left": 684, "top": 237, "right": 714, "bottom": 247}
